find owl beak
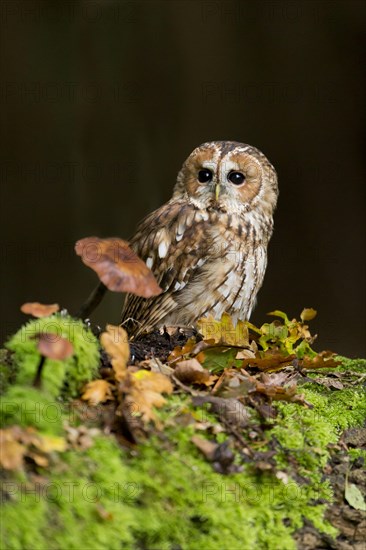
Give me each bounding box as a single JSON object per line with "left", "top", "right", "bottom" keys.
{"left": 215, "top": 183, "right": 221, "bottom": 200}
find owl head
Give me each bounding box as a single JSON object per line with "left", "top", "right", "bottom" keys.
{"left": 173, "top": 141, "right": 278, "bottom": 216}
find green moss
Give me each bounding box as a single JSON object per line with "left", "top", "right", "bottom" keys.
{"left": 1, "top": 357, "right": 364, "bottom": 549}
{"left": 334, "top": 357, "right": 366, "bottom": 372}
{"left": 0, "top": 385, "right": 64, "bottom": 434}
{"left": 1, "top": 437, "right": 138, "bottom": 550}
{"left": 5, "top": 315, "right": 100, "bottom": 398}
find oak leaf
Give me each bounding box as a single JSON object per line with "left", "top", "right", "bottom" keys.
{"left": 128, "top": 370, "right": 173, "bottom": 423}
{"left": 100, "top": 324, "right": 130, "bottom": 381}
{"left": 197, "top": 313, "right": 249, "bottom": 347}
{"left": 82, "top": 379, "right": 114, "bottom": 406}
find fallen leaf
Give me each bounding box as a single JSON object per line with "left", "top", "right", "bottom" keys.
{"left": 142, "top": 357, "right": 174, "bottom": 377}
{"left": 300, "top": 351, "right": 341, "bottom": 369}
{"left": 236, "top": 349, "right": 256, "bottom": 360}
{"left": 127, "top": 370, "right": 173, "bottom": 423}
{"left": 202, "top": 346, "right": 242, "bottom": 373}
{"left": 174, "top": 359, "right": 218, "bottom": 386}
{"left": 0, "top": 431, "right": 25, "bottom": 470}
{"left": 20, "top": 302, "right": 59, "bottom": 318}
{"left": 27, "top": 452, "right": 49, "bottom": 467}
{"left": 34, "top": 333, "right": 74, "bottom": 360}
{"left": 100, "top": 324, "right": 130, "bottom": 381}
{"left": 240, "top": 351, "right": 296, "bottom": 372}
{"left": 75, "top": 237, "right": 162, "bottom": 297}
{"left": 197, "top": 313, "right": 249, "bottom": 347}
{"left": 241, "top": 371, "right": 313, "bottom": 407}
{"left": 314, "top": 377, "right": 344, "bottom": 390}
{"left": 345, "top": 481, "right": 366, "bottom": 511}
{"left": 82, "top": 379, "right": 114, "bottom": 406}
{"left": 167, "top": 338, "right": 198, "bottom": 363}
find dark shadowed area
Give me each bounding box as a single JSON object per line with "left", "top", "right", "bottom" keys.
{"left": 1, "top": 0, "right": 365, "bottom": 357}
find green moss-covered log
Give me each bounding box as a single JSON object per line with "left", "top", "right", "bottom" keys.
{"left": 1, "top": 315, "right": 365, "bottom": 549}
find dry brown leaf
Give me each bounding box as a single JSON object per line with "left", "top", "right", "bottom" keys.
{"left": 236, "top": 349, "right": 256, "bottom": 360}
{"left": 0, "top": 431, "right": 26, "bottom": 470}
{"left": 174, "top": 358, "right": 218, "bottom": 386}
{"left": 241, "top": 351, "right": 296, "bottom": 371}
{"left": 167, "top": 338, "right": 197, "bottom": 363}
{"left": 197, "top": 313, "right": 249, "bottom": 347}
{"left": 128, "top": 370, "right": 173, "bottom": 423}
{"left": 300, "top": 351, "right": 341, "bottom": 370}
{"left": 20, "top": 302, "right": 59, "bottom": 318}
{"left": 27, "top": 452, "right": 49, "bottom": 467}
{"left": 82, "top": 379, "right": 114, "bottom": 406}
{"left": 100, "top": 324, "right": 130, "bottom": 381}
{"left": 34, "top": 333, "right": 74, "bottom": 360}
{"left": 75, "top": 236, "right": 162, "bottom": 297}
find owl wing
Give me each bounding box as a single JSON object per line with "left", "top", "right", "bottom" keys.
{"left": 121, "top": 199, "right": 214, "bottom": 335}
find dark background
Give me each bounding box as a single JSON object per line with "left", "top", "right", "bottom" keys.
{"left": 1, "top": 0, "right": 365, "bottom": 357}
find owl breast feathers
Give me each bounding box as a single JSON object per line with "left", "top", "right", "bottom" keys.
{"left": 121, "top": 141, "right": 278, "bottom": 337}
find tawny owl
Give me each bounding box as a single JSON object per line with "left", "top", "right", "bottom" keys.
{"left": 121, "top": 141, "right": 278, "bottom": 337}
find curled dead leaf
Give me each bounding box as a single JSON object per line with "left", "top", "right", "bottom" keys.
{"left": 100, "top": 324, "right": 130, "bottom": 381}
{"left": 20, "top": 302, "right": 59, "bottom": 318}
{"left": 174, "top": 359, "right": 218, "bottom": 386}
{"left": 75, "top": 237, "right": 162, "bottom": 297}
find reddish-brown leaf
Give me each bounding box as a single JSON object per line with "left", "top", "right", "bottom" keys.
{"left": 75, "top": 236, "right": 162, "bottom": 297}
{"left": 300, "top": 351, "right": 341, "bottom": 369}
{"left": 174, "top": 358, "right": 217, "bottom": 386}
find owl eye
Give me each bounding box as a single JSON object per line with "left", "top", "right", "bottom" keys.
{"left": 228, "top": 171, "right": 245, "bottom": 185}
{"left": 198, "top": 169, "right": 213, "bottom": 183}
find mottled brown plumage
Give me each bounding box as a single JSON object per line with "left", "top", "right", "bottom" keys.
{"left": 121, "top": 141, "right": 278, "bottom": 336}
